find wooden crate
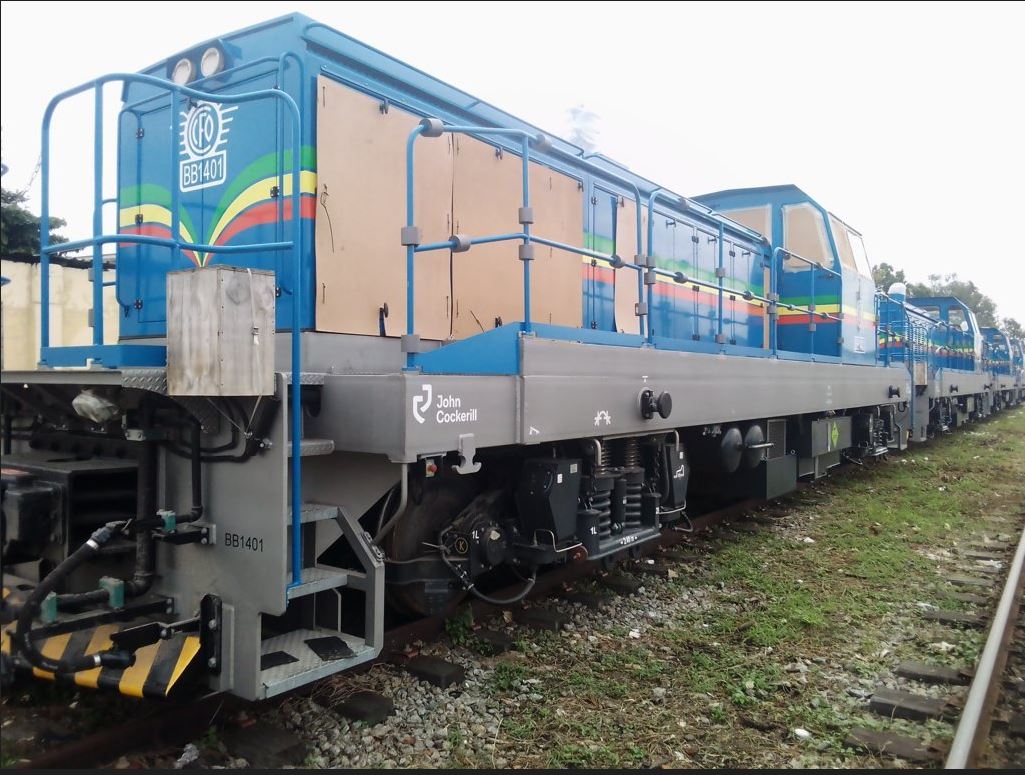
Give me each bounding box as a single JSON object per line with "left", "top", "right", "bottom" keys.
{"left": 167, "top": 265, "right": 275, "bottom": 396}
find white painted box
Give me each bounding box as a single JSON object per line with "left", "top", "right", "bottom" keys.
{"left": 167, "top": 265, "right": 275, "bottom": 396}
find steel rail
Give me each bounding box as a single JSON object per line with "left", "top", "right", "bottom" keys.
{"left": 945, "top": 520, "right": 1025, "bottom": 768}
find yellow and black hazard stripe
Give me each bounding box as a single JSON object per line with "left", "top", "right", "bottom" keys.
{"left": 1, "top": 624, "right": 200, "bottom": 699}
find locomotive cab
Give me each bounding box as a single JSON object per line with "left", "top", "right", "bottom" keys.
{"left": 694, "top": 185, "right": 878, "bottom": 364}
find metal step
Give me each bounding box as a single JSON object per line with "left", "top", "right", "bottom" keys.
{"left": 280, "top": 372, "right": 328, "bottom": 386}
{"left": 260, "top": 628, "right": 373, "bottom": 698}
{"left": 288, "top": 438, "right": 335, "bottom": 457}
{"left": 290, "top": 502, "right": 340, "bottom": 525}
{"left": 286, "top": 565, "right": 349, "bottom": 600}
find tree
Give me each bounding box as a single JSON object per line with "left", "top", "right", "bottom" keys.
{"left": 1002, "top": 317, "right": 1023, "bottom": 340}
{"left": 871, "top": 262, "right": 906, "bottom": 290}
{"left": 872, "top": 262, "right": 1007, "bottom": 328}
{"left": 1, "top": 184, "right": 66, "bottom": 256}
{"left": 871, "top": 262, "right": 931, "bottom": 297}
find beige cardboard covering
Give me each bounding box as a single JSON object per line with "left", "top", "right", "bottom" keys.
{"left": 782, "top": 202, "right": 831, "bottom": 270}
{"left": 722, "top": 205, "right": 771, "bottom": 242}
{"left": 450, "top": 135, "right": 583, "bottom": 337}
{"left": 613, "top": 198, "right": 644, "bottom": 334}
{"left": 315, "top": 76, "right": 585, "bottom": 340}
{"left": 315, "top": 77, "right": 452, "bottom": 339}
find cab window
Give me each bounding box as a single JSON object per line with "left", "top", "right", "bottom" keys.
{"left": 722, "top": 205, "right": 771, "bottom": 242}
{"left": 829, "top": 215, "right": 857, "bottom": 272}
{"left": 846, "top": 229, "right": 873, "bottom": 277}
{"left": 783, "top": 203, "right": 832, "bottom": 270}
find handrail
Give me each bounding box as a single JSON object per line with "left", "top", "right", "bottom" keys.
{"left": 772, "top": 246, "right": 842, "bottom": 278}
{"left": 39, "top": 71, "right": 306, "bottom": 590}
{"left": 404, "top": 120, "right": 852, "bottom": 363}
{"left": 405, "top": 122, "right": 542, "bottom": 369}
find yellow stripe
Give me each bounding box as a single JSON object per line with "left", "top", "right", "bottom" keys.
{"left": 206, "top": 171, "right": 317, "bottom": 248}
{"left": 73, "top": 624, "right": 117, "bottom": 690}
{"left": 118, "top": 641, "right": 160, "bottom": 698}
{"left": 32, "top": 633, "right": 72, "bottom": 680}
{"left": 2, "top": 587, "right": 9, "bottom": 599}
{"left": 166, "top": 636, "right": 202, "bottom": 695}
{"left": 117, "top": 204, "right": 194, "bottom": 245}
{"left": 1, "top": 629, "right": 10, "bottom": 655}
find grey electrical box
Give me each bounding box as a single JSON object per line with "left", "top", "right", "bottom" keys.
{"left": 167, "top": 265, "right": 275, "bottom": 396}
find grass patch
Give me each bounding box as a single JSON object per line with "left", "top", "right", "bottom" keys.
{"left": 488, "top": 410, "right": 1025, "bottom": 768}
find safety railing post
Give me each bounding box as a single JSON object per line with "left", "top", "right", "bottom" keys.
{"left": 39, "top": 99, "right": 52, "bottom": 363}
{"left": 769, "top": 249, "right": 777, "bottom": 356}
{"left": 809, "top": 264, "right": 817, "bottom": 358}
{"left": 287, "top": 101, "right": 303, "bottom": 588}
{"left": 716, "top": 223, "right": 725, "bottom": 347}
{"left": 644, "top": 188, "right": 664, "bottom": 346}
{"left": 520, "top": 135, "right": 532, "bottom": 335}
{"left": 404, "top": 124, "right": 425, "bottom": 371}
{"left": 169, "top": 87, "right": 182, "bottom": 271}
{"left": 92, "top": 84, "right": 105, "bottom": 347}
{"left": 883, "top": 295, "right": 890, "bottom": 367}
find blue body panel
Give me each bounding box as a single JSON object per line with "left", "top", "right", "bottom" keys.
{"left": 40, "top": 13, "right": 1012, "bottom": 387}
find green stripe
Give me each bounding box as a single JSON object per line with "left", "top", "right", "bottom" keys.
{"left": 779, "top": 295, "right": 841, "bottom": 306}
{"left": 583, "top": 232, "right": 764, "bottom": 293}
{"left": 116, "top": 183, "right": 198, "bottom": 241}
{"left": 209, "top": 146, "right": 316, "bottom": 229}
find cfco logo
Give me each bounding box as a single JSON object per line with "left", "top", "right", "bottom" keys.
{"left": 183, "top": 103, "right": 222, "bottom": 158}
{"left": 179, "top": 101, "right": 234, "bottom": 193}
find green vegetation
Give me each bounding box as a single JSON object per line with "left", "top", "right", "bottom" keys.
{"left": 475, "top": 410, "right": 1025, "bottom": 768}
{"left": 443, "top": 605, "right": 475, "bottom": 648}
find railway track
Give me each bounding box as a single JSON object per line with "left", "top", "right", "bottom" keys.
{"left": 17, "top": 497, "right": 760, "bottom": 769}
{"left": 846, "top": 511, "right": 1025, "bottom": 767}
{"left": 945, "top": 519, "right": 1025, "bottom": 768}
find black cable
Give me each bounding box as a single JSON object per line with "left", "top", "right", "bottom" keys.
{"left": 14, "top": 524, "right": 134, "bottom": 674}
{"left": 437, "top": 527, "right": 537, "bottom": 606}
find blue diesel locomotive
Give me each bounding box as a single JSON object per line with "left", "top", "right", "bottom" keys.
{"left": 1, "top": 14, "right": 1021, "bottom": 700}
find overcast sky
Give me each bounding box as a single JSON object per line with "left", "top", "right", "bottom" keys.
{"left": 2, "top": 1, "right": 1023, "bottom": 321}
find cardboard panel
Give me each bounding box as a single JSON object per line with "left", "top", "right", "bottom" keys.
{"left": 613, "top": 197, "right": 643, "bottom": 334}
{"left": 451, "top": 136, "right": 584, "bottom": 338}
{"left": 315, "top": 77, "right": 452, "bottom": 339}
{"left": 528, "top": 164, "right": 584, "bottom": 327}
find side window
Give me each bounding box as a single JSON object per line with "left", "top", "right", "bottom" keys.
{"left": 782, "top": 203, "right": 832, "bottom": 270}
{"left": 948, "top": 308, "right": 966, "bottom": 329}
{"left": 721, "top": 205, "right": 772, "bottom": 242}
{"left": 829, "top": 215, "right": 857, "bottom": 272}
{"left": 846, "top": 229, "right": 873, "bottom": 277}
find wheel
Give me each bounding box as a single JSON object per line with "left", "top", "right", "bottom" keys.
{"left": 386, "top": 475, "right": 480, "bottom": 617}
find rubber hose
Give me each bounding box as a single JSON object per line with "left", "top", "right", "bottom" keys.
{"left": 14, "top": 525, "right": 134, "bottom": 673}
{"left": 125, "top": 440, "right": 157, "bottom": 597}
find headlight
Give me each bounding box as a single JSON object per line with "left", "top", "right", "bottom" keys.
{"left": 171, "top": 57, "right": 194, "bottom": 85}
{"left": 200, "top": 47, "right": 224, "bottom": 78}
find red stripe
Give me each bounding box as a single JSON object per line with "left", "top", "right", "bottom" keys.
{"left": 581, "top": 267, "right": 767, "bottom": 315}
{"left": 778, "top": 314, "right": 842, "bottom": 326}
{"left": 215, "top": 195, "right": 316, "bottom": 247}
{"left": 120, "top": 225, "right": 198, "bottom": 264}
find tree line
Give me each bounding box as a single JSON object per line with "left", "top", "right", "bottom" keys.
{"left": 873, "top": 262, "right": 1022, "bottom": 340}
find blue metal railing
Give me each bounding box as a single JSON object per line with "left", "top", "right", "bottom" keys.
{"left": 402, "top": 119, "right": 847, "bottom": 366}
{"left": 39, "top": 72, "right": 307, "bottom": 589}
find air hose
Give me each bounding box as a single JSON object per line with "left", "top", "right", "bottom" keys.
{"left": 437, "top": 526, "right": 538, "bottom": 605}
{"left": 14, "top": 524, "right": 135, "bottom": 673}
